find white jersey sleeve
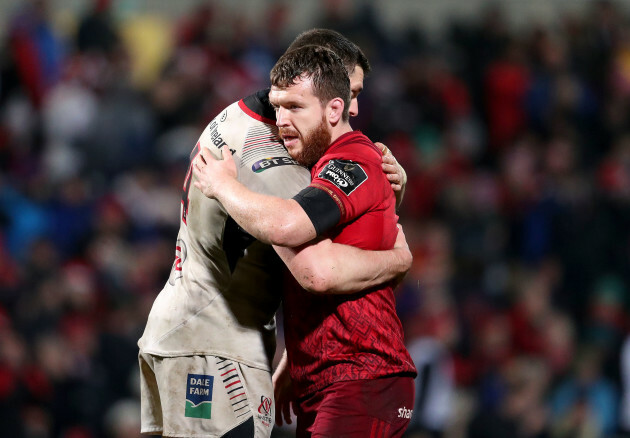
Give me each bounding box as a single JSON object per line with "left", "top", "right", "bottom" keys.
{"left": 139, "top": 91, "right": 310, "bottom": 371}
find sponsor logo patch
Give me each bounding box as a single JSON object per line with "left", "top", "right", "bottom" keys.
{"left": 317, "top": 159, "right": 367, "bottom": 196}
{"left": 208, "top": 120, "right": 229, "bottom": 149}
{"left": 185, "top": 374, "right": 214, "bottom": 419}
{"left": 252, "top": 157, "right": 300, "bottom": 173}
{"left": 398, "top": 406, "right": 413, "bottom": 419}
{"left": 257, "top": 396, "right": 273, "bottom": 428}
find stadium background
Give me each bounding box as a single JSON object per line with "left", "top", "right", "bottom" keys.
{"left": 2, "top": 0, "right": 630, "bottom": 437}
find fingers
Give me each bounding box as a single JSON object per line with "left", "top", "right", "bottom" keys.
{"left": 192, "top": 163, "right": 203, "bottom": 182}
{"left": 200, "top": 146, "right": 211, "bottom": 164}
{"left": 394, "top": 224, "right": 406, "bottom": 242}
{"left": 383, "top": 164, "right": 400, "bottom": 178}
{"left": 395, "top": 223, "right": 407, "bottom": 240}
{"left": 375, "top": 141, "right": 390, "bottom": 156}
{"left": 283, "top": 400, "right": 292, "bottom": 425}
{"left": 384, "top": 168, "right": 402, "bottom": 189}
{"left": 192, "top": 161, "right": 207, "bottom": 185}
{"left": 194, "top": 149, "right": 211, "bottom": 174}
{"left": 382, "top": 155, "right": 404, "bottom": 193}
{"left": 275, "top": 403, "right": 284, "bottom": 427}
{"left": 274, "top": 399, "right": 293, "bottom": 427}
{"left": 382, "top": 154, "right": 396, "bottom": 165}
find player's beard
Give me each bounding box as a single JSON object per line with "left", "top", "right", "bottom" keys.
{"left": 285, "top": 115, "right": 331, "bottom": 168}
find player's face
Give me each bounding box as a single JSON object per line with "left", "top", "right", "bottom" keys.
{"left": 348, "top": 65, "right": 364, "bottom": 118}
{"left": 270, "top": 76, "right": 332, "bottom": 167}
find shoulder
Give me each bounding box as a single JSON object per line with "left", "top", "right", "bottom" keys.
{"left": 320, "top": 131, "right": 382, "bottom": 174}
{"left": 198, "top": 92, "right": 275, "bottom": 156}
{"left": 331, "top": 131, "right": 381, "bottom": 164}
{"left": 238, "top": 88, "right": 276, "bottom": 125}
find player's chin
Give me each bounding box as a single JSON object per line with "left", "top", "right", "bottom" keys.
{"left": 285, "top": 142, "right": 300, "bottom": 155}
{"left": 285, "top": 150, "right": 304, "bottom": 167}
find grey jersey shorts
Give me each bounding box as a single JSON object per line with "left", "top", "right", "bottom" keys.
{"left": 139, "top": 352, "right": 275, "bottom": 437}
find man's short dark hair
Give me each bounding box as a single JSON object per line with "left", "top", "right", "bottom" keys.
{"left": 270, "top": 45, "right": 351, "bottom": 122}
{"left": 286, "top": 28, "right": 371, "bottom": 77}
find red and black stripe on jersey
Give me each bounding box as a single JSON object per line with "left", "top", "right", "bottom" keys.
{"left": 239, "top": 89, "right": 276, "bottom": 125}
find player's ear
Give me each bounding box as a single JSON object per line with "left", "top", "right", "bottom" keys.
{"left": 328, "top": 98, "right": 344, "bottom": 125}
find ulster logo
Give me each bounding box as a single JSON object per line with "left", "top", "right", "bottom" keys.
{"left": 168, "top": 239, "right": 187, "bottom": 285}
{"left": 258, "top": 396, "right": 272, "bottom": 415}
{"left": 257, "top": 396, "right": 273, "bottom": 428}
{"left": 185, "top": 374, "right": 214, "bottom": 419}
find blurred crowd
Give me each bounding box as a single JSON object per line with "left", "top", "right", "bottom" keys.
{"left": 1, "top": 0, "right": 630, "bottom": 437}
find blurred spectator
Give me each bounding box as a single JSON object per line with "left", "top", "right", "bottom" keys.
{"left": 550, "top": 346, "right": 618, "bottom": 437}
{"left": 6, "top": 0, "right": 65, "bottom": 107}
{"left": 406, "top": 336, "right": 455, "bottom": 438}
{"left": 76, "top": 0, "right": 119, "bottom": 56}
{"left": 484, "top": 38, "right": 530, "bottom": 151}
{"left": 619, "top": 334, "right": 630, "bottom": 437}
{"left": 467, "top": 355, "right": 551, "bottom": 438}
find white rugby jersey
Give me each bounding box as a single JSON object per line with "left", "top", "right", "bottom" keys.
{"left": 138, "top": 90, "right": 310, "bottom": 371}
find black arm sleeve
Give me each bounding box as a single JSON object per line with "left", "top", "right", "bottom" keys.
{"left": 293, "top": 186, "right": 341, "bottom": 236}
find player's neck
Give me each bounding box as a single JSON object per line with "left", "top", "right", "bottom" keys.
{"left": 329, "top": 123, "right": 353, "bottom": 145}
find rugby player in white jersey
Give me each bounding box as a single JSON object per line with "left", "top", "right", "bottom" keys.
{"left": 138, "top": 29, "right": 409, "bottom": 438}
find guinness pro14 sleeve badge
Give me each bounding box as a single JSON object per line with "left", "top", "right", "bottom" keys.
{"left": 317, "top": 159, "right": 368, "bottom": 196}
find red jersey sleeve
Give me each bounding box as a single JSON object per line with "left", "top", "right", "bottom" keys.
{"left": 293, "top": 131, "right": 394, "bottom": 237}
{"left": 310, "top": 154, "right": 382, "bottom": 225}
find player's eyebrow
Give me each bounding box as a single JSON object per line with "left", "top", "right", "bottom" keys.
{"left": 274, "top": 96, "right": 303, "bottom": 109}
{"left": 351, "top": 85, "right": 363, "bottom": 96}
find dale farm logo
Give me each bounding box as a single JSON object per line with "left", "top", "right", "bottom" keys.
{"left": 185, "top": 374, "right": 214, "bottom": 419}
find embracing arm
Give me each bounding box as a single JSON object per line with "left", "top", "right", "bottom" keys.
{"left": 273, "top": 224, "right": 412, "bottom": 294}
{"left": 377, "top": 142, "right": 407, "bottom": 209}
{"left": 193, "top": 146, "right": 316, "bottom": 247}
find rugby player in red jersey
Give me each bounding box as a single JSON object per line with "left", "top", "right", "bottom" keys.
{"left": 194, "top": 45, "right": 416, "bottom": 437}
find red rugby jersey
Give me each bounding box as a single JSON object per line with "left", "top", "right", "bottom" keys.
{"left": 283, "top": 131, "right": 417, "bottom": 398}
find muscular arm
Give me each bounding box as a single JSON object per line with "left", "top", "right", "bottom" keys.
{"left": 193, "top": 146, "right": 316, "bottom": 247}
{"left": 193, "top": 146, "right": 411, "bottom": 294}
{"left": 273, "top": 224, "right": 412, "bottom": 294}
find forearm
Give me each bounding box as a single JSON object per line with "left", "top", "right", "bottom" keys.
{"left": 213, "top": 178, "right": 315, "bottom": 247}
{"left": 274, "top": 240, "right": 411, "bottom": 294}
{"left": 192, "top": 145, "right": 316, "bottom": 246}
